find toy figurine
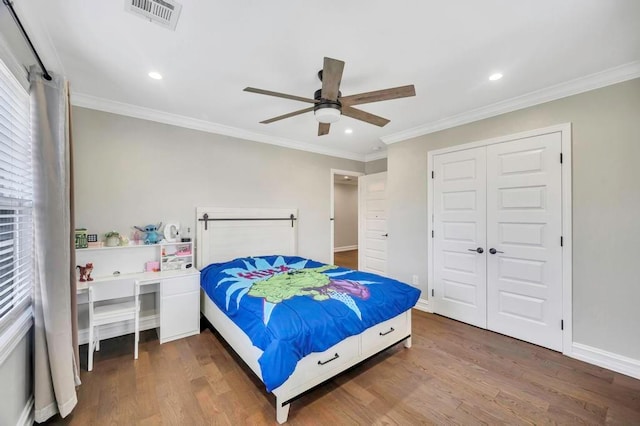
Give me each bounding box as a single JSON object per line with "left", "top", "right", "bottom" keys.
{"left": 134, "top": 223, "right": 163, "bottom": 244}
{"left": 77, "top": 263, "right": 94, "bottom": 282}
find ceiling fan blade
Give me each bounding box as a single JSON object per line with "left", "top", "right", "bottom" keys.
{"left": 260, "top": 106, "right": 314, "bottom": 124}
{"left": 340, "top": 85, "right": 416, "bottom": 107}
{"left": 321, "top": 57, "right": 345, "bottom": 101}
{"left": 244, "top": 87, "right": 318, "bottom": 104}
{"left": 342, "top": 106, "right": 390, "bottom": 127}
{"left": 318, "top": 123, "right": 331, "bottom": 136}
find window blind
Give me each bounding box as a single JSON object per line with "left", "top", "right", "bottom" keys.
{"left": 0, "top": 59, "right": 32, "bottom": 332}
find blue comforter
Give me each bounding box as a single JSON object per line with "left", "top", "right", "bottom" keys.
{"left": 200, "top": 255, "right": 420, "bottom": 391}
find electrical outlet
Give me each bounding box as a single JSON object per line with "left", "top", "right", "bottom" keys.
{"left": 412, "top": 275, "right": 419, "bottom": 286}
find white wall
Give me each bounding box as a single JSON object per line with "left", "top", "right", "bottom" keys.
{"left": 387, "top": 78, "right": 640, "bottom": 361}
{"left": 72, "top": 107, "right": 365, "bottom": 264}
{"left": 365, "top": 158, "right": 387, "bottom": 174}
{"left": 333, "top": 183, "right": 358, "bottom": 249}
{"left": 0, "top": 329, "right": 32, "bottom": 426}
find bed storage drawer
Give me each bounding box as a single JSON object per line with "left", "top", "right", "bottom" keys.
{"left": 294, "top": 333, "right": 360, "bottom": 383}
{"left": 361, "top": 311, "right": 410, "bottom": 354}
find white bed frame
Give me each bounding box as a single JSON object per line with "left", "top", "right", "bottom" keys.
{"left": 196, "top": 207, "right": 413, "bottom": 423}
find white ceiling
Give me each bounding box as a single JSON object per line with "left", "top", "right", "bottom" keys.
{"left": 7, "top": 0, "right": 640, "bottom": 160}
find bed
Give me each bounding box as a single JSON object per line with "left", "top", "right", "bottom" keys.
{"left": 196, "top": 207, "right": 420, "bottom": 423}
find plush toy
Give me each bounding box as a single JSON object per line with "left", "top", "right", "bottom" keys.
{"left": 77, "top": 263, "right": 94, "bottom": 282}
{"left": 134, "top": 223, "right": 163, "bottom": 244}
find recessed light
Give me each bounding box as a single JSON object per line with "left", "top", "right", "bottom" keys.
{"left": 148, "top": 71, "right": 163, "bottom": 80}
{"left": 489, "top": 72, "right": 503, "bottom": 81}
{"left": 344, "top": 176, "right": 351, "bottom": 180}
{"left": 344, "top": 128, "right": 353, "bottom": 134}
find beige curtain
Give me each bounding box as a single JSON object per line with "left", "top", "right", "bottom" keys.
{"left": 67, "top": 81, "right": 79, "bottom": 371}
{"left": 31, "top": 67, "right": 80, "bottom": 422}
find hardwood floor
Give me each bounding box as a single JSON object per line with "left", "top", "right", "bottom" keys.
{"left": 334, "top": 249, "right": 358, "bottom": 270}
{"left": 46, "top": 311, "right": 640, "bottom": 425}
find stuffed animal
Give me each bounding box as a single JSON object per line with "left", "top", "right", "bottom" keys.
{"left": 77, "top": 263, "right": 94, "bottom": 282}
{"left": 134, "top": 223, "right": 163, "bottom": 245}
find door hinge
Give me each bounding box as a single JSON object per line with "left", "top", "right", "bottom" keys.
{"left": 431, "top": 230, "right": 434, "bottom": 238}
{"left": 431, "top": 171, "right": 434, "bottom": 179}
{"left": 560, "top": 236, "right": 563, "bottom": 246}
{"left": 561, "top": 319, "right": 564, "bottom": 330}
{"left": 560, "top": 153, "right": 563, "bottom": 164}
{"left": 431, "top": 289, "right": 434, "bottom": 297}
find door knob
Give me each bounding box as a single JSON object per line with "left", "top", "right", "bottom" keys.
{"left": 489, "top": 248, "right": 504, "bottom": 254}
{"left": 468, "top": 247, "right": 484, "bottom": 254}
{"left": 382, "top": 233, "right": 389, "bottom": 237}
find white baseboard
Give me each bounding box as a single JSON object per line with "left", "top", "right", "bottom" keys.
{"left": 78, "top": 313, "right": 159, "bottom": 345}
{"left": 334, "top": 245, "right": 358, "bottom": 253}
{"left": 571, "top": 342, "right": 640, "bottom": 380}
{"left": 414, "top": 298, "right": 431, "bottom": 313}
{"left": 17, "top": 395, "right": 34, "bottom": 426}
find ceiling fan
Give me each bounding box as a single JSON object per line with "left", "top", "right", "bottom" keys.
{"left": 244, "top": 57, "right": 416, "bottom": 136}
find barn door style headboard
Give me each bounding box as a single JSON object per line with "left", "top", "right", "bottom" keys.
{"left": 195, "top": 207, "right": 298, "bottom": 268}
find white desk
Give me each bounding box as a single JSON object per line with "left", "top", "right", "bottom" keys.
{"left": 77, "top": 269, "right": 200, "bottom": 345}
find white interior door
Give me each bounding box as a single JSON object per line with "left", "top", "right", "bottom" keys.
{"left": 433, "top": 148, "right": 487, "bottom": 328}
{"left": 358, "top": 172, "right": 388, "bottom": 275}
{"left": 431, "top": 132, "right": 564, "bottom": 351}
{"left": 486, "top": 133, "right": 563, "bottom": 350}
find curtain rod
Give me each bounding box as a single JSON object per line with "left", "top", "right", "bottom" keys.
{"left": 2, "top": 0, "right": 52, "bottom": 80}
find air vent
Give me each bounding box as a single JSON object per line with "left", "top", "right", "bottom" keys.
{"left": 125, "top": 0, "right": 182, "bottom": 31}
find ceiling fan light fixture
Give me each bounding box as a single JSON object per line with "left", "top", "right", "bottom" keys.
{"left": 314, "top": 103, "right": 341, "bottom": 124}
{"left": 245, "top": 57, "right": 416, "bottom": 135}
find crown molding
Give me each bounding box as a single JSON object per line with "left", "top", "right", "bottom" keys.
{"left": 71, "top": 93, "right": 368, "bottom": 162}
{"left": 381, "top": 61, "right": 640, "bottom": 145}
{"left": 71, "top": 60, "right": 640, "bottom": 160}
{"left": 364, "top": 150, "right": 388, "bottom": 162}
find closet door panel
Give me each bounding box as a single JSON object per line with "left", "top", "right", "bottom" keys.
{"left": 486, "top": 133, "right": 563, "bottom": 351}
{"left": 433, "top": 147, "right": 487, "bottom": 328}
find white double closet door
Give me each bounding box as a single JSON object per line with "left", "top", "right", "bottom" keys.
{"left": 433, "top": 132, "right": 563, "bottom": 351}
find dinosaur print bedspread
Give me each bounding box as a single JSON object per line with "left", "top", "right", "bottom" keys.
{"left": 200, "top": 255, "right": 420, "bottom": 392}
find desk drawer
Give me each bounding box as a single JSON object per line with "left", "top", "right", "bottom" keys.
{"left": 162, "top": 274, "right": 199, "bottom": 297}
{"left": 361, "top": 311, "right": 409, "bottom": 354}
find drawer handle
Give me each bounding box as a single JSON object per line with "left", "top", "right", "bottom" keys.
{"left": 317, "top": 353, "right": 340, "bottom": 366}
{"left": 379, "top": 327, "right": 395, "bottom": 336}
